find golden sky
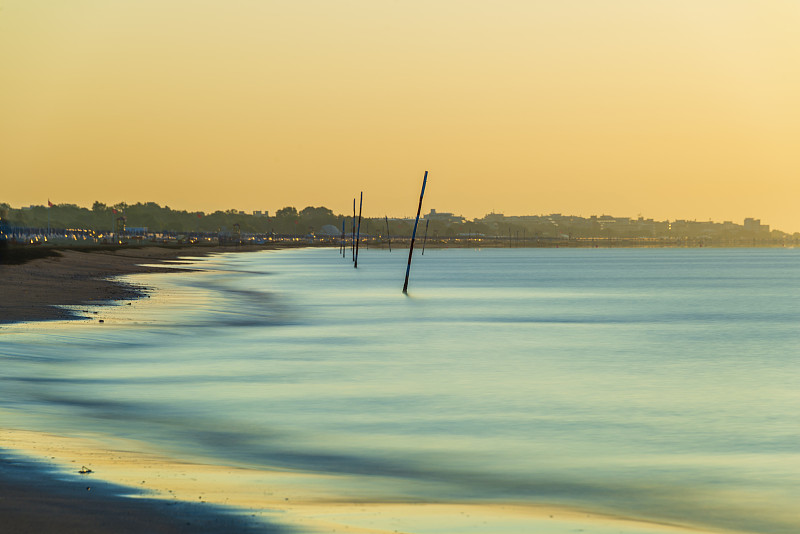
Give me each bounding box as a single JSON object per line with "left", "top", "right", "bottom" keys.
{"left": 1, "top": 1, "right": 799, "bottom": 231}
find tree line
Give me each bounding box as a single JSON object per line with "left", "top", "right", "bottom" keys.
{"left": 0, "top": 201, "right": 414, "bottom": 236}
{"left": 2, "top": 201, "right": 795, "bottom": 242}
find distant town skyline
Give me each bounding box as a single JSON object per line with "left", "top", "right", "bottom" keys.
{"left": 0, "top": 199, "right": 786, "bottom": 229}
{"left": 2, "top": 2, "right": 800, "bottom": 231}
{"left": 2, "top": 200, "right": 787, "bottom": 236}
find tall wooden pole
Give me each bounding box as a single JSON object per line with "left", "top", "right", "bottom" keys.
{"left": 354, "top": 192, "right": 363, "bottom": 268}
{"left": 403, "top": 171, "right": 428, "bottom": 294}
{"left": 421, "top": 219, "right": 430, "bottom": 255}
{"left": 341, "top": 218, "right": 346, "bottom": 257}
{"left": 352, "top": 198, "right": 356, "bottom": 261}
{"left": 385, "top": 215, "right": 391, "bottom": 252}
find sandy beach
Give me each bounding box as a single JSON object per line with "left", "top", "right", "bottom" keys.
{"left": 0, "top": 245, "right": 279, "bottom": 324}
{"left": 0, "top": 448, "right": 272, "bottom": 534}
{"left": 0, "top": 245, "right": 286, "bottom": 533}
{"left": 2, "top": 429, "right": 711, "bottom": 534}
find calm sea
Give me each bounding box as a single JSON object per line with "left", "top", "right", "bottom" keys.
{"left": 2, "top": 248, "right": 799, "bottom": 533}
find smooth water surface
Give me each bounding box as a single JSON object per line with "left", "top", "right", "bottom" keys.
{"left": 2, "top": 248, "right": 799, "bottom": 533}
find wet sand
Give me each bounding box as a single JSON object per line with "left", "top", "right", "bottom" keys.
{"left": 0, "top": 450, "right": 275, "bottom": 534}
{"left": 0, "top": 245, "right": 277, "bottom": 324}
{"left": 1, "top": 428, "right": 723, "bottom": 534}
{"left": 1, "top": 245, "right": 287, "bottom": 533}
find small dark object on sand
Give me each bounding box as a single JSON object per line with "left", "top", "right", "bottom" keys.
{"left": 79, "top": 466, "right": 93, "bottom": 474}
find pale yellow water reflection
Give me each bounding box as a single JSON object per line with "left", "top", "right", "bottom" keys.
{"left": 4, "top": 428, "right": 723, "bottom": 534}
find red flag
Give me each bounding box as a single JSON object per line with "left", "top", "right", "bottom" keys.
{"left": 197, "top": 213, "right": 203, "bottom": 218}
{"left": 47, "top": 199, "right": 53, "bottom": 207}
{"left": 112, "top": 208, "right": 118, "bottom": 214}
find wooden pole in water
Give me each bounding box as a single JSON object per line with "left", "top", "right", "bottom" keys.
{"left": 352, "top": 198, "right": 356, "bottom": 261}
{"left": 354, "top": 192, "right": 363, "bottom": 268}
{"left": 385, "top": 215, "right": 392, "bottom": 252}
{"left": 341, "top": 218, "right": 346, "bottom": 257}
{"left": 403, "top": 171, "right": 428, "bottom": 294}
{"left": 421, "top": 219, "right": 430, "bottom": 255}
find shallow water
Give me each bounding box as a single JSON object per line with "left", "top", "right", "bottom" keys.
{"left": 2, "top": 247, "right": 800, "bottom": 533}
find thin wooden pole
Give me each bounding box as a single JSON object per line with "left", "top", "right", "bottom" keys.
{"left": 421, "top": 219, "right": 429, "bottom": 255}
{"left": 385, "top": 215, "right": 391, "bottom": 252}
{"left": 352, "top": 198, "right": 356, "bottom": 261}
{"left": 403, "top": 171, "right": 428, "bottom": 294}
{"left": 354, "top": 192, "right": 363, "bottom": 268}
{"left": 341, "top": 218, "right": 346, "bottom": 257}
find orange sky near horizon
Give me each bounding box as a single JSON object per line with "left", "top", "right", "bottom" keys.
{"left": 2, "top": 1, "right": 799, "bottom": 231}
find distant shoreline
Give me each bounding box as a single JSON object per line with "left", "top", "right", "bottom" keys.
{"left": 3, "top": 240, "right": 797, "bottom": 325}
{"left": 0, "top": 244, "right": 287, "bottom": 325}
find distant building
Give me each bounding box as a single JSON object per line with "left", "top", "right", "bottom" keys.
{"left": 319, "top": 224, "right": 341, "bottom": 236}
{"left": 253, "top": 211, "right": 270, "bottom": 217}
{"left": 483, "top": 211, "right": 506, "bottom": 222}
{"left": 744, "top": 218, "right": 769, "bottom": 233}
{"left": 425, "top": 209, "right": 465, "bottom": 223}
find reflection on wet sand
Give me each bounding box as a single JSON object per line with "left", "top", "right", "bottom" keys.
{"left": 4, "top": 428, "right": 720, "bottom": 534}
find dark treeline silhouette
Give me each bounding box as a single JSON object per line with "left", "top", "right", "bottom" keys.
{"left": 0, "top": 202, "right": 355, "bottom": 236}
{"left": 2, "top": 201, "right": 797, "bottom": 246}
